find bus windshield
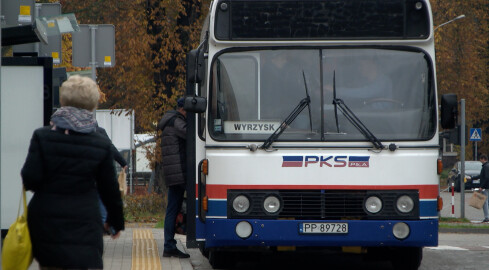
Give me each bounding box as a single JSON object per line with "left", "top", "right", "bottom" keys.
{"left": 209, "top": 48, "right": 436, "bottom": 142}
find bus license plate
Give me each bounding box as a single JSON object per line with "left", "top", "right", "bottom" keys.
{"left": 300, "top": 223, "right": 348, "bottom": 234}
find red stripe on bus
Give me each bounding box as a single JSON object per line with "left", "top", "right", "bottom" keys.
{"left": 196, "top": 184, "right": 438, "bottom": 199}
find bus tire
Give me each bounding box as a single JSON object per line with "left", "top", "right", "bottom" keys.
{"left": 390, "top": 247, "right": 423, "bottom": 270}
{"left": 199, "top": 245, "right": 209, "bottom": 258}
{"left": 208, "top": 248, "right": 235, "bottom": 269}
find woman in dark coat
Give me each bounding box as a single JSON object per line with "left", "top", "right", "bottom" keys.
{"left": 21, "top": 75, "right": 124, "bottom": 269}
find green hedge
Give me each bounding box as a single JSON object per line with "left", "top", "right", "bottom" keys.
{"left": 123, "top": 192, "right": 166, "bottom": 222}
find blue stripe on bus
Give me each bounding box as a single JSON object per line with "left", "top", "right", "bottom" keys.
{"left": 200, "top": 219, "right": 438, "bottom": 248}
{"left": 419, "top": 200, "right": 437, "bottom": 217}
{"left": 195, "top": 200, "right": 228, "bottom": 217}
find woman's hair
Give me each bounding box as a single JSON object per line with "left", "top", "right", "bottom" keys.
{"left": 59, "top": 75, "right": 100, "bottom": 111}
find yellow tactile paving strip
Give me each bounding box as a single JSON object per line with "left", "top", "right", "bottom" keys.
{"left": 132, "top": 229, "right": 162, "bottom": 270}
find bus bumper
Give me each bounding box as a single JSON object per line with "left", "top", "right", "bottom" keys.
{"left": 201, "top": 219, "right": 438, "bottom": 248}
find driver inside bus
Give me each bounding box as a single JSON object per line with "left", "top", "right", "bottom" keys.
{"left": 324, "top": 58, "right": 395, "bottom": 111}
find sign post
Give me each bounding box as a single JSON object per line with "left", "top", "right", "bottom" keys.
{"left": 460, "top": 100, "right": 465, "bottom": 219}
{"left": 470, "top": 128, "right": 482, "bottom": 160}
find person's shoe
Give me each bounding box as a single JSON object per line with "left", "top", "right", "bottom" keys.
{"left": 482, "top": 218, "right": 489, "bottom": 223}
{"left": 163, "top": 248, "right": 190, "bottom": 258}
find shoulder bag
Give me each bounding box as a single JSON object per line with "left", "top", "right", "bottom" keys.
{"left": 1, "top": 187, "right": 33, "bottom": 270}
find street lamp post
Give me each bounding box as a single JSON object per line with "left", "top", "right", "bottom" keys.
{"left": 434, "top": 14, "right": 466, "bottom": 31}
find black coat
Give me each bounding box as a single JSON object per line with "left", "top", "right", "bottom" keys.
{"left": 21, "top": 127, "right": 125, "bottom": 269}
{"left": 157, "top": 110, "right": 187, "bottom": 187}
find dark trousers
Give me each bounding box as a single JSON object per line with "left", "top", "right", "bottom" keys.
{"left": 164, "top": 184, "right": 185, "bottom": 251}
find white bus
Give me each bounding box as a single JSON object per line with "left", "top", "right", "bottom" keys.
{"left": 184, "top": 1, "right": 457, "bottom": 269}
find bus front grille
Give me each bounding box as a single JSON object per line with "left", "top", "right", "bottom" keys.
{"left": 227, "top": 189, "right": 419, "bottom": 220}
{"left": 279, "top": 190, "right": 367, "bottom": 219}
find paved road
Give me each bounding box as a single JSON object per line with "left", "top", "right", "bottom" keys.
{"left": 422, "top": 233, "right": 489, "bottom": 270}
{"left": 206, "top": 233, "right": 489, "bottom": 270}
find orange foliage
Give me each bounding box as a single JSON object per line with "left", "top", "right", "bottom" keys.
{"left": 432, "top": 0, "right": 489, "bottom": 158}
{"left": 56, "top": 0, "right": 209, "bottom": 164}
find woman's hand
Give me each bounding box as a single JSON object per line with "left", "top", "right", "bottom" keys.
{"left": 104, "top": 223, "right": 122, "bottom": 239}
{"left": 111, "top": 231, "right": 121, "bottom": 239}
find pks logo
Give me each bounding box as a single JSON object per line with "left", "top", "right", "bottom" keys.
{"left": 282, "top": 156, "right": 370, "bottom": 168}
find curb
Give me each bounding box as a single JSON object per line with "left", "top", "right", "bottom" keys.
{"left": 439, "top": 227, "right": 489, "bottom": 234}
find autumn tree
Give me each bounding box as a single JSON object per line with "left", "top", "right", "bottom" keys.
{"left": 55, "top": 0, "right": 209, "bottom": 170}
{"left": 59, "top": 1, "right": 153, "bottom": 130}
{"left": 146, "top": 0, "right": 207, "bottom": 118}
{"left": 432, "top": 0, "right": 489, "bottom": 159}
{"left": 58, "top": 0, "right": 208, "bottom": 131}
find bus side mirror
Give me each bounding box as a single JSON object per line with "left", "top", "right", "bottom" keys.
{"left": 184, "top": 96, "right": 207, "bottom": 113}
{"left": 440, "top": 94, "right": 457, "bottom": 129}
{"left": 187, "top": 48, "right": 205, "bottom": 84}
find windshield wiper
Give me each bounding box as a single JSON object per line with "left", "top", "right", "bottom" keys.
{"left": 303, "top": 71, "right": 313, "bottom": 133}
{"left": 332, "top": 72, "right": 384, "bottom": 150}
{"left": 333, "top": 71, "right": 340, "bottom": 133}
{"left": 261, "top": 72, "right": 311, "bottom": 150}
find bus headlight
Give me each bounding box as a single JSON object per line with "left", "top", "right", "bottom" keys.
{"left": 365, "top": 196, "right": 382, "bottom": 214}
{"left": 233, "top": 195, "right": 250, "bottom": 213}
{"left": 393, "top": 222, "right": 410, "bottom": 240}
{"left": 263, "top": 195, "right": 281, "bottom": 213}
{"left": 235, "top": 221, "right": 252, "bottom": 239}
{"left": 396, "top": 195, "right": 414, "bottom": 213}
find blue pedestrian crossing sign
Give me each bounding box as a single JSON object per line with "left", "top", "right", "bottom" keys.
{"left": 470, "top": 128, "right": 482, "bottom": 142}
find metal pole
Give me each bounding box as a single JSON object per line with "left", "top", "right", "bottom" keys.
{"left": 0, "top": 2, "right": 3, "bottom": 240}
{"left": 460, "top": 99, "right": 466, "bottom": 219}
{"left": 89, "top": 25, "right": 97, "bottom": 82}
{"left": 451, "top": 182, "right": 455, "bottom": 217}
{"left": 130, "top": 111, "right": 134, "bottom": 195}
{"left": 34, "top": 4, "right": 41, "bottom": 55}
{"left": 475, "top": 142, "right": 478, "bottom": 160}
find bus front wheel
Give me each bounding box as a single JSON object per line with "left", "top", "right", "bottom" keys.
{"left": 390, "top": 247, "right": 423, "bottom": 270}
{"left": 208, "top": 248, "right": 235, "bottom": 269}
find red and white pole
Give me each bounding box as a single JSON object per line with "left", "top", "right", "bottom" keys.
{"left": 451, "top": 182, "right": 455, "bottom": 217}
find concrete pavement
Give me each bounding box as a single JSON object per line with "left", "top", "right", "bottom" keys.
{"left": 28, "top": 223, "right": 212, "bottom": 270}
